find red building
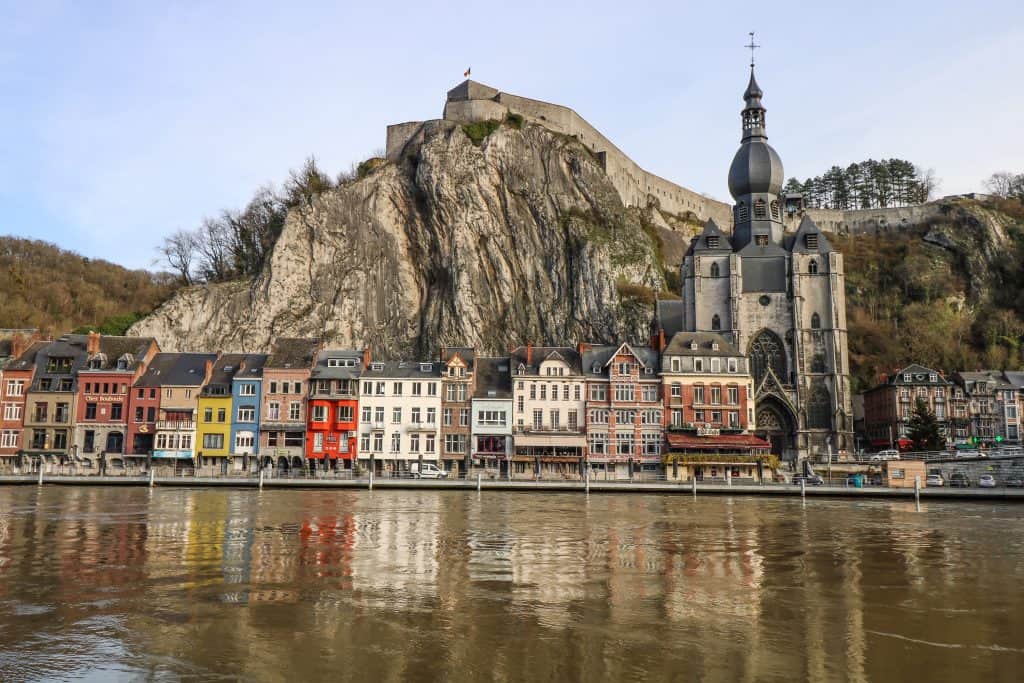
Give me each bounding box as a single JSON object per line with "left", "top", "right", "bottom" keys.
{"left": 0, "top": 338, "right": 47, "bottom": 465}
{"left": 306, "top": 348, "right": 365, "bottom": 469}
{"left": 73, "top": 333, "right": 159, "bottom": 462}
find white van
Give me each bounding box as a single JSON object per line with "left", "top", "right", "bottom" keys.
{"left": 410, "top": 462, "right": 448, "bottom": 479}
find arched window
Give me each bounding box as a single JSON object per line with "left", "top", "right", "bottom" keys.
{"left": 770, "top": 200, "right": 780, "bottom": 220}
{"left": 711, "top": 314, "right": 721, "bottom": 331}
{"left": 710, "top": 262, "right": 720, "bottom": 278}
{"left": 808, "top": 259, "right": 819, "bottom": 274}
{"left": 807, "top": 383, "right": 832, "bottom": 429}
{"left": 811, "top": 313, "right": 821, "bottom": 329}
{"left": 748, "top": 330, "right": 787, "bottom": 385}
{"left": 736, "top": 202, "right": 749, "bottom": 223}
{"left": 753, "top": 199, "right": 767, "bottom": 219}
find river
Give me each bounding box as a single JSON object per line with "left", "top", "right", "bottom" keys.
{"left": 0, "top": 487, "right": 1021, "bottom": 681}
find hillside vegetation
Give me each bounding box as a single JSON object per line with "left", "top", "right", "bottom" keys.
{"left": 0, "top": 237, "right": 176, "bottom": 336}
{"left": 837, "top": 197, "right": 1024, "bottom": 391}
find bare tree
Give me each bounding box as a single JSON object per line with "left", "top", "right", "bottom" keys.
{"left": 915, "top": 167, "right": 940, "bottom": 203}
{"left": 985, "top": 171, "right": 1024, "bottom": 200}
{"left": 156, "top": 229, "right": 197, "bottom": 285}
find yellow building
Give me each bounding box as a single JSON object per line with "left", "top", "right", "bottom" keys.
{"left": 196, "top": 357, "right": 237, "bottom": 468}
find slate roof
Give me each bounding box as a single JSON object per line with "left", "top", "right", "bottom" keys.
{"left": 884, "top": 364, "right": 949, "bottom": 386}
{"left": 362, "top": 359, "right": 442, "bottom": 379}
{"left": 508, "top": 346, "right": 582, "bottom": 375}
{"left": 30, "top": 337, "right": 90, "bottom": 391}
{"left": 134, "top": 353, "right": 218, "bottom": 388}
{"left": 80, "top": 335, "right": 157, "bottom": 372}
{"left": 954, "top": 371, "right": 1013, "bottom": 392}
{"left": 655, "top": 300, "right": 684, "bottom": 337}
{"left": 266, "top": 337, "right": 320, "bottom": 370}
{"left": 440, "top": 347, "right": 476, "bottom": 370}
{"left": 473, "top": 357, "right": 512, "bottom": 399}
{"left": 310, "top": 349, "right": 364, "bottom": 380}
{"left": 202, "top": 354, "right": 248, "bottom": 395}
{"left": 663, "top": 331, "right": 741, "bottom": 358}
{"left": 581, "top": 343, "right": 660, "bottom": 376}
{"left": 3, "top": 341, "right": 48, "bottom": 373}
{"left": 789, "top": 215, "right": 834, "bottom": 255}
{"left": 686, "top": 219, "right": 733, "bottom": 256}
{"left": 1003, "top": 371, "right": 1024, "bottom": 390}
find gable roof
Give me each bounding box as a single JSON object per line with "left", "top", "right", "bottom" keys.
{"left": 135, "top": 353, "right": 218, "bottom": 387}
{"left": 266, "top": 338, "right": 320, "bottom": 370}
{"left": 663, "top": 331, "right": 741, "bottom": 358}
{"left": 441, "top": 347, "right": 476, "bottom": 370}
{"left": 655, "top": 300, "right": 684, "bottom": 337}
{"left": 310, "top": 349, "right": 364, "bottom": 380}
{"left": 580, "top": 344, "right": 660, "bottom": 375}
{"left": 361, "top": 359, "right": 442, "bottom": 379}
{"left": 686, "top": 219, "right": 733, "bottom": 256}
{"left": 81, "top": 335, "right": 157, "bottom": 371}
{"left": 473, "top": 357, "right": 512, "bottom": 399}
{"left": 887, "top": 364, "right": 948, "bottom": 385}
{"left": 508, "top": 346, "right": 582, "bottom": 375}
{"left": 789, "top": 215, "right": 833, "bottom": 255}
{"left": 3, "top": 340, "right": 48, "bottom": 373}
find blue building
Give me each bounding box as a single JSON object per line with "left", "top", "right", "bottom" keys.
{"left": 229, "top": 354, "right": 268, "bottom": 464}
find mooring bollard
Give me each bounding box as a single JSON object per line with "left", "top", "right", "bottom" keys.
{"left": 368, "top": 469, "right": 373, "bottom": 491}
{"left": 477, "top": 472, "right": 482, "bottom": 492}
{"left": 727, "top": 469, "right": 732, "bottom": 487}
{"left": 149, "top": 469, "right": 155, "bottom": 488}
{"left": 801, "top": 479, "right": 806, "bottom": 498}
{"left": 914, "top": 475, "right": 921, "bottom": 504}
{"left": 585, "top": 468, "right": 590, "bottom": 495}
{"left": 692, "top": 477, "right": 697, "bottom": 497}
{"left": 258, "top": 469, "right": 264, "bottom": 491}
{"left": 37, "top": 466, "right": 43, "bottom": 486}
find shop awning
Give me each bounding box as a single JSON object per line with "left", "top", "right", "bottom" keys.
{"left": 666, "top": 432, "right": 770, "bottom": 451}
{"left": 513, "top": 434, "right": 586, "bottom": 448}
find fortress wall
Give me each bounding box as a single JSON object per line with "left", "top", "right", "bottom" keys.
{"left": 386, "top": 121, "right": 426, "bottom": 160}
{"left": 783, "top": 204, "right": 944, "bottom": 236}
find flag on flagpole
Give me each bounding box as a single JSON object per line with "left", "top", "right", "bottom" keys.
{"left": 464, "top": 67, "right": 471, "bottom": 77}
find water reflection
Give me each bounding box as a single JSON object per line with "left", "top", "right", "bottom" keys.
{"left": 0, "top": 487, "right": 1021, "bottom": 681}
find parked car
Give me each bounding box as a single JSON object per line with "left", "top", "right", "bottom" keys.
{"left": 1006, "top": 478, "right": 1024, "bottom": 488}
{"left": 793, "top": 474, "right": 824, "bottom": 486}
{"left": 411, "top": 463, "right": 448, "bottom": 479}
{"left": 978, "top": 474, "right": 997, "bottom": 488}
{"left": 870, "top": 449, "right": 901, "bottom": 461}
{"left": 926, "top": 473, "right": 945, "bottom": 487}
{"left": 949, "top": 472, "right": 971, "bottom": 488}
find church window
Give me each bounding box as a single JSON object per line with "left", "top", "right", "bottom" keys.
{"left": 808, "top": 259, "right": 819, "bottom": 274}
{"left": 811, "top": 313, "right": 821, "bottom": 329}
{"left": 755, "top": 235, "right": 769, "bottom": 247}
{"left": 736, "top": 202, "right": 749, "bottom": 223}
{"left": 710, "top": 262, "right": 720, "bottom": 277}
{"left": 711, "top": 314, "right": 721, "bottom": 331}
{"left": 749, "top": 330, "right": 786, "bottom": 386}
{"left": 770, "top": 200, "right": 780, "bottom": 220}
{"left": 805, "top": 234, "right": 819, "bottom": 250}
{"left": 754, "top": 199, "right": 767, "bottom": 218}
{"left": 807, "top": 383, "right": 832, "bottom": 429}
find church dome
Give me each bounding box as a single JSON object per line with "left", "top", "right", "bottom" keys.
{"left": 728, "top": 139, "right": 784, "bottom": 199}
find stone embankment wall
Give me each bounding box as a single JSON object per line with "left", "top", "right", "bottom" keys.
{"left": 387, "top": 80, "right": 734, "bottom": 228}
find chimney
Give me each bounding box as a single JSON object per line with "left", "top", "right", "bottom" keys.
{"left": 362, "top": 347, "right": 372, "bottom": 369}
{"left": 11, "top": 333, "right": 26, "bottom": 360}
{"left": 87, "top": 331, "right": 101, "bottom": 355}
{"left": 526, "top": 343, "right": 532, "bottom": 367}
{"left": 577, "top": 342, "right": 592, "bottom": 356}
{"left": 204, "top": 359, "right": 214, "bottom": 383}
{"left": 658, "top": 329, "right": 666, "bottom": 353}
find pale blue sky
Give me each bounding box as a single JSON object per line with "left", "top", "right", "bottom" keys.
{"left": 2, "top": 0, "right": 1022, "bottom": 269}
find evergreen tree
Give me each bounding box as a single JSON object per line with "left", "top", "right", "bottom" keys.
{"left": 907, "top": 397, "right": 945, "bottom": 451}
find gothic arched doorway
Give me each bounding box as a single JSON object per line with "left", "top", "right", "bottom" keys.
{"left": 755, "top": 397, "right": 796, "bottom": 458}
{"left": 749, "top": 329, "right": 787, "bottom": 386}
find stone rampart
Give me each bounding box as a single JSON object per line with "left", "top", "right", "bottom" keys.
{"left": 783, "top": 203, "right": 944, "bottom": 236}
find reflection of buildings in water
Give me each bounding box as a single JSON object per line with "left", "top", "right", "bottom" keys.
{"left": 348, "top": 493, "right": 441, "bottom": 606}
{"left": 298, "top": 513, "right": 356, "bottom": 584}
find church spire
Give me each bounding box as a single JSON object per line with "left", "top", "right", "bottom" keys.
{"left": 741, "top": 32, "right": 766, "bottom": 141}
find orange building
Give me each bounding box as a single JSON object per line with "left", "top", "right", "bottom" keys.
{"left": 306, "top": 348, "right": 365, "bottom": 469}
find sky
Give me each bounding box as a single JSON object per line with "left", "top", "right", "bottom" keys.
{"left": 2, "top": 0, "right": 1022, "bottom": 270}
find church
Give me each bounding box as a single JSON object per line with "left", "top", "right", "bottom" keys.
{"left": 666, "top": 66, "right": 854, "bottom": 461}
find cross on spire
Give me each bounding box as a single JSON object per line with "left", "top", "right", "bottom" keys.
{"left": 745, "top": 31, "right": 760, "bottom": 68}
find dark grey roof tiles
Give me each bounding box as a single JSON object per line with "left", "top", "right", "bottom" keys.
{"left": 790, "top": 215, "right": 833, "bottom": 255}
{"left": 656, "top": 300, "right": 684, "bottom": 337}
{"left": 362, "top": 359, "right": 442, "bottom": 378}
{"left": 310, "top": 349, "right": 364, "bottom": 380}
{"left": 134, "top": 353, "right": 218, "bottom": 387}
{"left": 266, "top": 338, "right": 320, "bottom": 369}
{"left": 508, "top": 346, "right": 582, "bottom": 375}
{"left": 663, "top": 332, "right": 741, "bottom": 358}
{"left": 473, "top": 357, "right": 512, "bottom": 399}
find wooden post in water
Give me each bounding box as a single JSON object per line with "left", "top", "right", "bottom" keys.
{"left": 692, "top": 476, "right": 697, "bottom": 497}
{"left": 37, "top": 464, "right": 43, "bottom": 486}
{"left": 368, "top": 468, "right": 373, "bottom": 491}
{"left": 149, "top": 468, "right": 155, "bottom": 488}
{"left": 801, "top": 479, "right": 806, "bottom": 498}
{"left": 258, "top": 468, "right": 264, "bottom": 491}
{"left": 914, "top": 475, "right": 920, "bottom": 504}
{"left": 477, "top": 472, "right": 481, "bottom": 492}
{"left": 585, "top": 467, "right": 590, "bottom": 495}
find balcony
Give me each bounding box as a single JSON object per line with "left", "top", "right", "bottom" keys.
{"left": 406, "top": 421, "right": 438, "bottom": 431}
{"left": 157, "top": 420, "right": 195, "bottom": 431}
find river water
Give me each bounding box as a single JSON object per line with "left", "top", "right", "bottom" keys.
{"left": 0, "top": 487, "right": 1022, "bottom": 682}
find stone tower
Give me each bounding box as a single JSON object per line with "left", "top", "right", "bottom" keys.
{"left": 679, "top": 66, "right": 854, "bottom": 461}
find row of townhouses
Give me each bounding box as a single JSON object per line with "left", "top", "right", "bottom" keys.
{"left": 0, "top": 331, "right": 771, "bottom": 481}
{"left": 861, "top": 364, "right": 1024, "bottom": 449}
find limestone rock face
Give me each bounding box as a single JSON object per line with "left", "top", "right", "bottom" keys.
{"left": 130, "top": 122, "right": 666, "bottom": 355}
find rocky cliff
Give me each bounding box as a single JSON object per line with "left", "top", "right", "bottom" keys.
{"left": 130, "top": 120, "right": 673, "bottom": 355}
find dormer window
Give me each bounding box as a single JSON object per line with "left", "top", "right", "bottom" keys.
{"left": 592, "top": 363, "right": 601, "bottom": 374}
{"left": 327, "top": 358, "right": 356, "bottom": 368}
{"left": 805, "top": 234, "right": 819, "bottom": 250}
{"left": 89, "top": 359, "right": 102, "bottom": 370}
{"left": 689, "top": 341, "right": 698, "bottom": 350}
{"left": 707, "top": 236, "right": 720, "bottom": 249}
{"left": 370, "top": 362, "right": 384, "bottom": 371}
{"left": 903, "top": 374, "right": 911, "bottom": 382}
{"left": 711, "top": 342, "right": 719, "bottom": 351}
{"left": 517, "top": 363, "right": 526, "bottom": 375}
{"left": 929, "top": 374, "right": 937, "bottom": 382}
{"left": 419, "top": 363, "right": 432, "bottom": 373}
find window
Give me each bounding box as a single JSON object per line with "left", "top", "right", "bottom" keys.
{"left": 728, "top": 358, "right": 738, "bottom": 373}
{"left": 32, "top": 429, "right": 46, "bottom": 449}
{"left": 710, "top": 262, "right": 720, "bottom": 277}
{"left": 616, "top": 433, "right": 635, "bottom": 456}
{"left": 360, "top": 435, "right": 370, "bottom": 452}
{"left": 393, "top": 382, "right": 403, "bottom": 396}
{"left": 427, "top": 382, "right": 437, "bottom": 397}
{"left": 202, "top": 433, "right": 224, "bottom": 450}
{"left": 392, "top": 407, "right": 402, "bottom": 424}
{"left": 410, "top": 434, "right": 420, "bottom": 452}
{"left": 549, "top": 409, "right": 560, "bottom": 429}
{"left": 711, "top": 314, "right": 721, "bottom": 330}
{"left": 327, "top": 358, "right": 356, "bottom": 368}
{"left": 694, "top": 386, "right": 705, "bottom": 404}
{"left": 85, "top": 403, "right": 97, "bottom": 420}
{"left": 312, "top": 405, "right": 328, "bottom": 423}
{"left": 563, "top": 385, "right": 570, "bottom": 401}
{"left": 711, "top": 386, "right": 722, "bottom": 405}
{"left": 755, "top": 235, "right": 769, "bottom": 246}
{"left": 617, "top": 362, "right": 631, "bottom": 376}
{"left": 694, "top": 358, "right": 704, "bottom": 372}
{"left": 363, "top": 381, "right": 372, "bottom": 395}
{"left": 443, "top": 408, "right": 452, "bottom": 426}
{"left": 642, "top": 433, "right": 661, "bottom": 456}
{"left": 729, "top": 411, "right": 740, "bottom": 427}
{"left": 147, "top": 407, "right": 156, "bottom": 422}
{"left": 736, "top": 202, "right": 749, "bottom": 223}
{"left": 362, "top": 406, "right": 372, "bottom": 423}
{"left": 590, "top": 385, "right": 607, "bottom": 402}
{"left": 373, "top": 433, "right": 383, "bottom": 452}
{"left": 267, "top": 402, "right": 280, "bottom": 420}
{"left": 53, "top": 431, "right": 67, "bottom": 450}
{"left": 459, "top": 408, "right": 469, "bottom": 426}
{"left": 425, "top": 434, "right": 435, "bottom": 453}
{"left": 445, "top": 434, "right": 466, "bottom": 454}
{"left": 539, "top": 384, "right": 547, "bottom": 400}
{"left": 728, "top": 386, "right": 739, "bottom": 405}
{"left": 237, "top": 407, "right": 256, "bottom": 422}
{"left": 532, "top": 409, "right": 543, "bottom": 429}
{"left": 478, "top": 410, "right": 506, "bottom": 427}
{"left": 670, "top": 383, "right": 682, "bottom": 398}
{"left": 269, "top": 381, "right": 278, "bottom": 394}
{"left": 805, "top": 234, "right": 818, "bottom": 250}
{"left": 671, "top": 409, "right": 682, "bottom": 427}
{"left": 338, "top": 406, "right": 353, "bottom": 423}
{"left": 711, "top": 358, "right": 721, "bottom": 373}
{"left": 203, "top": 407, "right": 213, "bottom": 422}
{"left": 770, "top": 200, "right": 780, "bottom": 220}
{"left": 374, "top": 407, "right": 384, "bottom": 424}
{"left": 517, "top": 396, "right": 524, "bottom": 413}
{"left": 376, "top": 382, "right": 385, "bottom": 396}
{"left": 412, "top": 382, "right": 422, "bottom": 396}
{"left": 614, "top": 384, "right": 633, "bottom": 402}
{"left": 5, "top": 380, "right": 24, "bottom": 397}
{"left": 446, "top": 384, "right": 467, "bottom": 401}
{"left": 411, "top": 407, "right": 422, "bottom": 424}
{"left": 135, "top": 406, "right": 144, "bottom": 423}
{"left": 707, "top": 236, "right": 720, "bottom": 249}
{"left": 238, "top": 384, "right": 256, "bottom": 396}
{"left": 110, "top": 403, "right": 122, "bottom": 420}
{"left": 568, "top": 410, "right": 578, "bottom": 431}
{"left": 574, "top": 385, "right": 581, "bottom": 401}
{"left": 811, "top": 313, "right": 821, "bottom": 329}
{"left": 0, "top": 430, "right": 18, "bottom": 449}
{"left": 588, "top": 432, "right": 608, "bottom": 455}
{"left": 391, "top": 432, "right": 401, "bottom": 453}
{"left": 529, "top": 384, "right": 536, "bottom": 400}
{"left": 808, "top": 259, "right": 819, "bottom": 274}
